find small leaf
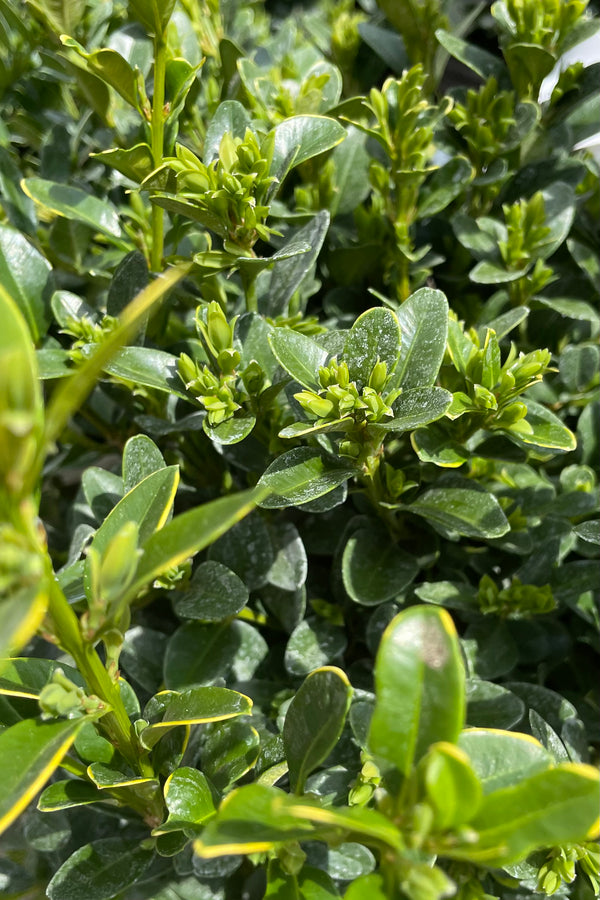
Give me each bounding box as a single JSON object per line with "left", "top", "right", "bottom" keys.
{"left": 38, "top": 779, "right": 105, "bottom": 812}
{"left": 0, "top": 717, "right": 90, "bottom": 835}
{"left": 174, "top": 560, "right": 249, "bottom": 621}
{"left": 458, "top": 729, "right": 553, "bottom": 794}
{"left": 46, "top": 838, "right": 154, "bottom": 900}
{"left": 516, "top": 400, "right": 576, "bottom": 452}
{"left": 343, "top": 307, "right": 401, "bottom": 388}
{"left": 204, "top": 101, "right": 251, "bottom": 163}
{"left": 155, "top": 767, "right": 217, "bottom": 834}
{"left": 266, "top": 212, "right": 330, "bottom": 317}
{"left": 93, "top": 144, "right": 155, "bottom": 184}
{"left": 0, "top": 657, "right": 84, "bottom": 699}
{"left": 368, "top": 606, "right": 466, "bottom": 777}
{"left": 284, "top": 666, "right": 352, "bottom": 793}
{"left": 164, "top": 620, "right": 267, "bottom": 689}
{"left": 203, "top": 719, "right": 261, "bottom": 792}
{"left": 380, "top": 387, "right": 452, "bottom": 432}
{"left": 269, "top": 328, "right": 328, "bottom": 390}
{"left": 435, "top": 29, "right": 507, "bottom": 82}
{"left": 421, "top": 741, "right": 482, "bottom": 830}
{"left": 103, "top": 346, "right": 187, "bottom": 399}
{"left": 418, "top": 157, "right": 474, "bottom": 217}
{"left": 139, "top": 686, "right": 252, "bottom": 749}
{"left": 122, "top": 434, "right": 165, "bottom": 493}
{"left": 257, "top": 448, "right": 354, "bottom": 509}
{"left": 342, "top": 528, "right": 418, "bottom": 606}
{"left": 285, "top": 619, "right": 347, "bottom": 677}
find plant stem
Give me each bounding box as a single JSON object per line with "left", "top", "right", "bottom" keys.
{"left": 46, "top": 574, "right": 151, "bottom": 776}
{"left": 150, "top": 30, "right": 167, "bottom": 272}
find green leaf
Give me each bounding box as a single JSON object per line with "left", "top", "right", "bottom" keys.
{"left": 418, "top": 157, "right": 474, "bottom": 218}
{"left": 368, "top": 606, "right": 466, "bottom": 777}
{"left": 87, "top": 762, "right": 155, "bottom": 790}
{"left": 0, "top": 657, "right": 84, "bottom": 698}
{"left": 411, "top": 424, "right": 470, "bottom": 468}
{"left": 21, "top": 178, "right": 123, "bottom": 242}
{"left": 329, "top": 126, "right": 371, "bottom": 217}
{"left": 467, "top": 763, "right": 600, "bottom": 866}
{"left": 343, "top": 307, "right": 401, "bottom": 388}
{"left": 46, "top": 838, "right": 154, "bottom": 900}
{"left": 175, "top": 560, "right": 249, "bottom": 621}
{"left": 344, "top": 874, "right": 388, "bottom": 900}
{"left": 0, "top": 146, "right": 37, "bottom": 235}
{"left": 129, "top": 0, "right": 176, "bottom": 34}
{"left": 0, "top": 716, "right": 90, "bottom": 835}
{"left": 458, "top": 729, "right": 553, "bottom": 794}
{"left": 435, "top": 29, "right": 507, "bottom": 82}
{"left": 266, "top": 212, "right": 330, "bottom": 317}
{"left": 38, "top": 779, "right": 106, "bottom": 812}
{"left": 92, "top": 144, "right": 155, "bottom": 184}
{"left": 103, "top": 346, "right": 187, "bottom": 399}
{"left": 164, "top": 620, "right": 267, "bottom": 689}
{"left": 122, "top": 434, "right": 165, "bottom": 494}
{"left": 0, "top": 224, "right": 53, "bottom": 342}
{"left": 574, "top": 520, "right": 600, "bottom": 545}
{"left": 37, "top": 348, "right": 72, "bottom": 379}
{"left": 466, "top": 680, "right": 525, "bottom": 731}
{"left": 516, "top": 400, "right": 576, "bottom": 452}
{"left": 406, "top": 480, "right": 510, "bottom": 539}
{"left": 391, "top": 288, "right": 449, "bottom": 391}
{"left": 285, "top": 619, "right": 347, "bottom": 677}
{"left": 83, "top": 465, "right": 179, "bottom": 598}
{"left": 266, "top": 862, "right": 342, "bottom": 899}
{"left": 107, "top": 251, "right": 150, "bottom": 317}
{"left": 269, "top": 115, "right": 347, "bottom": 181}
{"left": 269, "top": 327, "right": 328, "bottom": 390}
{"left": 126, "top": 487, "right": 263, "bottom": 601}
{"left": 380, "top": 387, "right": 452, "bottom": 432}
{"left": 208, "top": 514, "right": 274, "bottom": 591}
{"left": 61, "top": 38, "right": 140, "bottom": 109}
{"left": 203, "top": 719, "right": 261, "bottom": 792}
{"left": 204, "top": 101, "right": 251, "bottom": 164}
{"left": 257, "top": 448, "right": 354, "bottom": 509}
{"left": 140, "top": 686, "right": 252, "bottom": 749}
{"left": 421, "top": 741, "right": 482, "bottom": 830}
{"left": 342, "top": 528, "right": 418, "bottom": 605}
{"left": 284, "top": 666, "right": 352, "bottom": 794}
{"left": 204, "top": 413, "right": 256, "bottom": 445}
{"left": 155, "top": 766, "right": 217, "bottom": 834}
{"left": 470, "top": 259, "right": 529, "bottom": 284}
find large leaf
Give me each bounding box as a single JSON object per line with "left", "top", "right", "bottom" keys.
{"left": 466, "top": 763, "right": 600, "bottom": 866}
{"left": 204, "top": 101, "right": 251, "bottom": 164}
{"left": 257, "top": 448, "right": 354, "bottom": 509}
{"left": 343, "top": 307, "right": 401, "bottom": 389}
{"left": 164, "top": 620, "right": 267, "bottom": 689}
{"left": 0, "top": 716, "right": 90, "bottom": 835}
{"left": 21, "top": 178, "right": 123, "bottom": 242}
{"left": 202, "top": 719, "right": 260, "bottom": 792}
{"left": 284, "top": 667, "right": 352, "bottom": 793}
{"left": 46, "top": 838, "right": 154, "bottom": 900}
{"left": 458, "top": 729, "right": 553, "bottom": 794}
{"left": 380, "top": 387, "right": 452, "bottom": 432}
{"left": 129, "top": 0, "right": 176, "bottom": 34}
{"left": 269, "top": 115, "right": 347, "bottom": 181}
{"left": 139, "top": 686, "right": 252, "bottom": 749}
{"left": 154, "top": 767, "right": 217, "bottom": 834}
{"left": 516, "top": 400, "right": 576, "bottom": 452}
{"left": 406, "top": 480, "right": 510, "bottom": 539}
{"left": 266, "top": 211, "right": 330, "bottom": 317}
{"left": 391, "top": 288, "right": 449, "bottom": 390}
{"left": 0, "top": 224, "right": 53, "bottom": 342}
{"left": 103, "top": 346, "right": 188, "bottom": 399}
{"left": 368, "top": 606, "right": 465, "bottom": 777}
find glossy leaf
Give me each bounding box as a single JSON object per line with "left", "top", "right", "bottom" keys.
{"left": 343, "top": 307, "right": 401, "bottom": 388}
{"left": 103, "top": 345, "right": 187, "bottom": 399}
{"left": 284, "top": 667, "right": 352, "bottom": 793}
{"left": 122, "top": 434, "right": 165, "bottom": 493}
{"left": 21, "top": 178, "right": 123, "bottom": 241}
{"left": 126, "top": 487, "right": 263, "bottom": 601}
{"left": 0, "top": 657, "right": 84, "bottom": 698}
{"left": 37, "top": 779, "right": 106, "bottom": 812}
{"left": 467, "top": 763, "right": 600, "bottom": 865}
{"left": 139, "top": 686, "right": 252, "bottom": 749}
{"left": 202, "top": 719, "right": 261, "bottom": 791}
{"left": 62, "top": 38, "right": 140, "bottom": 109}
{"left": 285, "top": 619, "right": 347, "bottom": 676}
{"left": 46, "top": 838, "right": 154, "bottom": 900}
{"left": 154, "top": 767, "right": 217, "bottom": 833}
{"left": 258, "top": 448, "right": 354, "bottom": 509}
{"left": 342, "top": 528, "right": 418, "bottom": 605}
{"left": 368, "top": 606, "right": 466, "bottom": 777}
{"left": 421, "top": 741, "right": 482, "bottom": 830}
{"left": 174, "top": 560, "right": 249, "bottom": 621}
{"left": 267, "top": 211, "right": 330, "bottom": 317}
{"left": 380, "top": 387, "right": 452, "bottom": 432}
{"left": 269, "top": 328, "right": 328, "bottom": 390}
{"left": 406, "top": 481, "right": 510, "bottom": 539}
{"left": 516, "top": 400, "right": 576, "bottom": 452}
{"left": 92, "top": 144, "right": 155, "bottom": 184}
{"left": 204, "top": 101, "right": 251, "bottom": 163}
{"left": 457, "top": 729, "right": 553, "bottom": 794}
{"left": 0, "top": 224, "right": 53, "bottom": 342}
{"left": 269, "top": 115, "right": 347, "bottom": 180}
{"left": 0, "top": 716, "right": 90, "bottom": 835}
{"left": 391, "top": 288, "right": 449, "bottom": 391}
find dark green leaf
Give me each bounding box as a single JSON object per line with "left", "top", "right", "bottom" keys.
{"left": 406, "top": 481, "right": 510, "bottom": 539}
{"left": 21, "top": 178, "right": 123, "bottom": 242}
{"left": 258, "top": 448, "right": 354, "bottom": 509}
{"left": 269, "top": 328, "right": 328, "bottom": 390}
{"left": 46, "top": 838, "right": 154, "bottom": 900}
{"left": 175, "top": 560, "right": 249, "bottom": 621}
{"left": 391, "top": 288, "right": 449, "bottom": 390}
{"left": 343, "top": 307, "right": 401, "bottom": 388}
{"left": 0, "top": 224, "right": 53, "bottom": 342}
{"left": 342, "top": 528, "right": 418, "bottom": 605}
{"left": 285, "top": 619, "right": 347, "bottom": 677}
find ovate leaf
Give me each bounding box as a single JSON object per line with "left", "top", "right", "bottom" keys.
{"left": 284, "top": 667, "right": 352, "bottom": 793}
{"left": 391, "top": 288, "right": 449, "bottom": 390}
{"left": 257, "top": 448, "right": 354, "bottom": 509}
{"left": 343, "top": 307, "right": 401, "bottom": 388}
{"left": 368, "top": 606, "right": 465, "bottom": 777}
{"left": 21, "top": 178, "right": 123, "bottom": 242}
{"left": 46, "top": 838, "right": 154, "bottom": 900}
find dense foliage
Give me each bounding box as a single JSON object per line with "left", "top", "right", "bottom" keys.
{"left": 0, "top": 0, "right": 599, "bottom": 898}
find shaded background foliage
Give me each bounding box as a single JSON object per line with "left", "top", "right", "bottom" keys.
{"left": 0, "top": 0, "right": 599, "bottom": 898}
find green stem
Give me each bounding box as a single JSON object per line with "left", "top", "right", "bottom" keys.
{"left": 242, "top": 270, "right": 258, "bottom": 313}
{"left": 150, "top": 31, "right": 167, "bottom": 272}
{"left": 46, "top": 575, "right": 152, "bottom": 777}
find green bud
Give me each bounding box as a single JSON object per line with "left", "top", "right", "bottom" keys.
{"left": 369, "top": 358, "right": 388, "bottom": 392}
{"left": 339, "top": 440, "right": 361, "bottom": 458}
{"left": 295, "top": 391, "right": 335, "bottom": 419}
{"left": 217, "top": 348, "right": 241, "bottom": 375}
{"left": 98, "top": 521, "right": 141, "bottom": 608}
{"left": 206, "top": 301, "right": 233, "bottom": 353}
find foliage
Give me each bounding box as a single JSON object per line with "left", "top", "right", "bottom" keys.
{"left": 0, "top": 0, "right": 599, "bottom": 898}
